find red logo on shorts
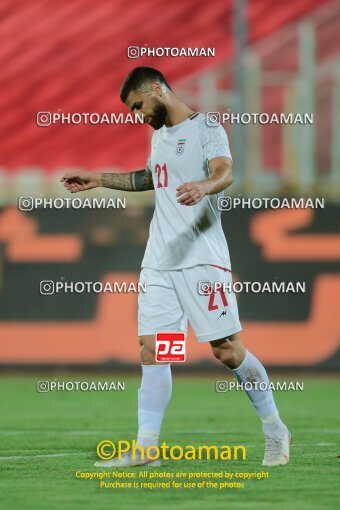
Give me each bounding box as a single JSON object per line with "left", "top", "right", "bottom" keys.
{"left": 155, "top": 332, "right": 186, "bottom": 362}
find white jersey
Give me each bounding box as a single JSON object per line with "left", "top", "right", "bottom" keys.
{"left": 141, "top": 112, "right": 232, "bottom": 270}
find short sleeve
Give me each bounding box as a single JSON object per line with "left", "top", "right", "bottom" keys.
{"left": 198, "top": 116, "right": 232, "bottom": 162}
{"left": 146, "top": 132, "right": 156, "bottom": 170}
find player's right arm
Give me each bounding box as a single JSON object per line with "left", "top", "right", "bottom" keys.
{"left": 60, "top": 168, "right": 154, "bottom": 193}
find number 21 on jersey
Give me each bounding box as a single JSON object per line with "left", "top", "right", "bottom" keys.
{"left": 155, "top": 163, "right": 168, "bottom": 188}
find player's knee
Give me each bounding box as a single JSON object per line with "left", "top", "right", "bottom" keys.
{"left": 140, "top": 345, "right": 155, "bottom": 364}
{"left": 211, "top": 337, "right": 245, "bottom": 369}
{"left": 139, "top": 336, "right": 155, "bottom": 364}
{"left": 212, "top": 344, "right": 236, "bottom": 366}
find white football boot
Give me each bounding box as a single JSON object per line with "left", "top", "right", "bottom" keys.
{"left": 94, "top": 452, "right": 162, "bottom": 468}
{"left": 262, "top": 428, "right": 291, "bottom": 467}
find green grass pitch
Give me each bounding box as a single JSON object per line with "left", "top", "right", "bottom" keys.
{"left": 0, "top": 376, "right": 339, "bottom": 510}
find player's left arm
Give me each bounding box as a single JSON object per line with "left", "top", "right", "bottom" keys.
{"left": 176, "top": 156, "right": 233, "bottom": 206}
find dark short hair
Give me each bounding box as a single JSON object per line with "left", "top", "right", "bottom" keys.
{"left": 120, "top": 67, "right": 172, "bottom": 103}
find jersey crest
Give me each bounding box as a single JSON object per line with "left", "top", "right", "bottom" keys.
{"left": 176, "top": 138, "right": 186, "bottom": 156}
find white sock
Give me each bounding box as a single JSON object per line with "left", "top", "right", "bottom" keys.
{"left": 137, "top": 364, "right": 172, "bottom": 449}
{"left": 232, "top": 350, "right": 286, "bottom": 436}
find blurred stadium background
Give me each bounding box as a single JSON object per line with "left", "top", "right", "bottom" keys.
{"left": 0, "top": 0, "right": 339, "bottom": 371}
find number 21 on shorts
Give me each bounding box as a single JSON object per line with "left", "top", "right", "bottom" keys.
{"left": 206, "top": 286, "right": 228, "bottom": 311}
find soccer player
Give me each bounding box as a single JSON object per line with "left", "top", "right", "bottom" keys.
{"left": 61, "top": 67, "right": 290, "bottom": 467}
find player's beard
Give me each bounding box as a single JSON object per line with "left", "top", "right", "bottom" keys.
{"left": 149, "top": 100, "right": 167, "bottom": 130}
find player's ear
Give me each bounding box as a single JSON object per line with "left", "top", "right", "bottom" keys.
{"left": 150, "top": 82, "right": 163, "bottom": 95}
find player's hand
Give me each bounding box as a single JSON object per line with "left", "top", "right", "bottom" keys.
{"left": 176, "top": 181, "right": 208, "bottom": 206}
{"left": 60, "top": 170, "right": 101, "bottom": 193}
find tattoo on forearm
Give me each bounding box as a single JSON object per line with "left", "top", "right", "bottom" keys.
{"left": 132, "top": 168, "right": 154, "bottom": 191}
{"left": 101, "top": 169, "right": 154, "bottom": 192}
{"left": 101, "top": 172, "right": 133, "bottom": 190}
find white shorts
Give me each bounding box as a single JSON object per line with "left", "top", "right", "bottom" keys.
{"left": 138, "top": 265, "right": 242, "bottom": 342}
